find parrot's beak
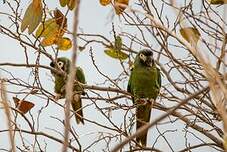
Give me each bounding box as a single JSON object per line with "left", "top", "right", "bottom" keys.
{"left": 146, "top": 56, "right": 154, "bottom": 67}
{"left": 50, "top": 62, "right": 56, "bottom": 75}
{"left": 50, "top": 62, "right": 54, "bottom": 67}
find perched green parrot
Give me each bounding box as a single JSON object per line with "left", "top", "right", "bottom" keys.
{"left": 127, "top": 50, "right": 161, "bottom": 146}
{"left": 50, "top": 57, "right": 86, "bottom": 124}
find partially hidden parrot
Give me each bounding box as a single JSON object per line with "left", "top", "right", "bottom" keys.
{"left": 50, "top": 57, "right": 86, "bottom": 124}
{"left": 127, "top": 50, "right": 161, "bottom": 146}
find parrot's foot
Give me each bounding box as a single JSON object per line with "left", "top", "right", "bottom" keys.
{"left": 82, "top": 91, "right": 86, "bottom": 96}
{"left": 73, "top": 94, "right": 80, "bottom": 102}
{"left": 60, "top": 86, "right": 66, "bottom": 93}
{"left": 136, "top": 98, "right": 154, "bottom": 104}
{"left": 54, "top": 93, "right": 62, "bottom": 101}
{"left": 148, "top": 98, "right": 154, "bottom": 103}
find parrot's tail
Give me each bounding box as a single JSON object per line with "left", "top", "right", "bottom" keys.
{"left": 136, "top": 103, "right": 152, "bottom": 146}
{"left": 136, "top": 120, "right": 148, "bottom": 146}
{"left": 72, "top": 94, "right": 84, "bottom": 124}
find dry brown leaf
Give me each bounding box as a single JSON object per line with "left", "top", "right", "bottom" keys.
{"left": 54, "top": 9, "right": 67, "bottom": 29}
{"left": 114, "top": 0, "right": 129, "bottom": 15}
{"left": 13, "top": 97, "right": 34, "bottom": 114}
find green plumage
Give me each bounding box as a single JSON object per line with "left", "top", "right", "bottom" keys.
{"left": 127, "top": 50, "right": 161, "bottom": 146}
{"left": 50, "top": 57, "right": 86, "bottom": 124}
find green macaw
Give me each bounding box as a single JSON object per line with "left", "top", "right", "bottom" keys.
{"left": 50, "top": 57, "right": 86, "bottom": 124}
{"left": 127, "top": 50, "right": 161, "bottom": 146}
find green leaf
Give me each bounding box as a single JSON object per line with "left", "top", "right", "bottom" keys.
{"left": 104, "top": 48, "right": 128, "bottom": 60}
{"left": 114, "top": 36, "right": 122, "bottom": 50}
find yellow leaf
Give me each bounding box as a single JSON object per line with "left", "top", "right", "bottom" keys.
{"left": 21, "top": 0, "right": 42, "bottom": 34}
{"left": 59, "top": 0, "right": 69, "bottom": 6}
{"left": 41, "top": 35, "right": 57, "bottom": 46}
{"left": 35, "top": 19, "right": 59, "bottom": 38}
{"left": 223, "top": 135, "right": 227, "bottom": 150}
{"left": 114, "top": 0, "right": 129, "bottom": 15}
{"left": 56, "top": 37, "right": 72, "bottom": 50}
{"left": 41, "top": 27, "right": 65, "bottom": 46}
{"left": 21, "top": 4, "right": 32, "bottom": 32}
{"left": 35, "top": 19, "right": 65, "bottom": 47}
{"left": 104, "top": 48, "right": 128, "bottom": 60}
{"left": 67, "top": 0, "right": 76, "bottom": 10}
{"left": 209, "top": 0, "right": 227, "bottom": 4}
{"left": 99, "top": 0, "right": 111, "bottom": 6}
{"left": 180, "top": 27, "right": 201, "bottom": 44}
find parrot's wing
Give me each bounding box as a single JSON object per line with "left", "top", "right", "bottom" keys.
{"left": 75, "top": 67, "right": 86, "bottom": 95}
{"left": 157, "top": 67, "right": 161, "bottom": 88}
{"left": 72, "top": 67, "right": 85, "bottom": 124}
{"left": 76, "top": 67, "right": 86, "bottom": 84}
{"left": 127, "top": 68, "right": 135, "bottom": 103}
{"left": 54, "top": 75, "right": 66, "bottom": 94}
{"left": 72, "top": 94, "right": 84, "bottom": 124}
{"left": 127, "top": 68, "right": 133, "bottom": 93}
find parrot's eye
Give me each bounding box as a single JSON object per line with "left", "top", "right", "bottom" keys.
{"left": 57, "top": 61, "right": 64, "bottom": 68}
{"left": 139, "top": 53, "right": 147, "bottom": 62}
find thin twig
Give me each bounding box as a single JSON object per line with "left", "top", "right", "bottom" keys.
{"left": 62, "top": 1, "right": 81, "bottom": 152}
{"left": 0, "top": 79, "right": 16, "bottom": 152}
